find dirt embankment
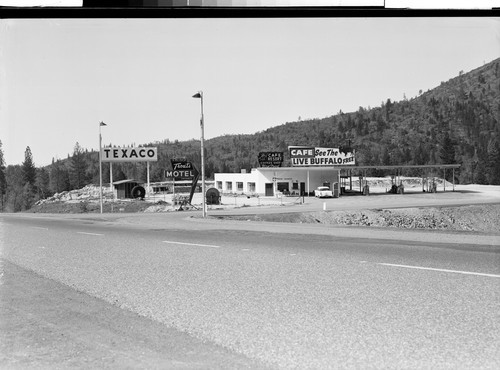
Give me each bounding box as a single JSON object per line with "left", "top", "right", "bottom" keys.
{"left": 26, "top": 200, "right": 154, "bottom": 214}
{"left": 24, "top": 180, "right": 500, "bottom": 234}
{"left": 226, "top": 204, "right": 500, "bottom": 233}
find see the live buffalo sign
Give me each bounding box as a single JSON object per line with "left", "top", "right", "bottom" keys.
{"left": 289, "top": 146, "right": 355, "bottom": 166}
{"left": 101, "top": 147, "right": 158, "bottom": 162}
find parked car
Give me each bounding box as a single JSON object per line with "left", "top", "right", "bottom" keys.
{"left": 314, "top": 186, "right": 333, "bottom": 198}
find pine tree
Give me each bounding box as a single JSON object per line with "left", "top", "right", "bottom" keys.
{"left": 21, "top": 146, "right": 37, "bottom": 209}
{"left": 381, "top": 148, "right": 391, "bottom": 165}
{"left": 49, "top": 159, "right": 70, "bottom": 193}
{"left": 439, "top": 133, "right": 456, "bottom": 164}
{"left": 36, "top": 168, "right": 51, "bottom": 199}
{"left": 5, "top": 165, "right": 24, "bottom": 212}
{"left": 487, "top": 139, "right": 500, "bottom": 184}
{"left": 70, "top": 142, "right": 88, "bottom": 189}
{"left": 22, "top": 146, "right": 37, "bottom": 186}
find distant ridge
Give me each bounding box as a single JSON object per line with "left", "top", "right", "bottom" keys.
{"left": 46, "top": 57, "right": 500, "bottom": 188}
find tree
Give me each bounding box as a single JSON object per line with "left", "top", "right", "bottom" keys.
{"left": 487, "top": 139, "right": 500, "bottom": 184}
{"left": 70, "top": 142, "right": 88, "bottom": 189}
{"left": 385, "top": 98, "right": 392, "bottom": 121}
{"left": 21, "top": 146, "right": 37, "bottom": 210}
{"left": 5, "top": 165, "right": 24, "bottom": 212}
{"left": 36, "top": 167, "right": 51, "bottom": 199}
{"left": 414, "top": 144, "right": 429, "bottom": 165}
{"left": 22, "top": 146, "right": 36, "bottom": 186}
{"left": 381, "top": 148, "right": 391, "bottom": 165}
{"left": 439, "top": 133, "right": 456, "bottom": 164}
{"left": 49, "top": 159, "right": 70, "bottom": 194}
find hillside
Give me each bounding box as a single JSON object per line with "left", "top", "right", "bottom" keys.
{"left": 2, "top": 58, "right": 499, "bottom": 212}
{"left": 165, "top": 57, "right": 500, "bottom": 184}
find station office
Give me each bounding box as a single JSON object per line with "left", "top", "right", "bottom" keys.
{"left": 214, "top": 167, "right": 341, "bottom": 196}
{"left": 212, "top": 147, "right": 460, "bottom": 197}
{"left": 214, "top": 146, "right": 356, "bottom": 197}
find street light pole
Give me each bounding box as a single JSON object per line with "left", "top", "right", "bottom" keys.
{"left": 99, "top": 121, "right": 107, "bottom": 214}
{"left": 192, "top": 91, "right": 206, "bottom": 218}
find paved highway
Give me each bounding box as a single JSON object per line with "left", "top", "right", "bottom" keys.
{"left": 1, "top": 213, "right": 499, "bottom": 368}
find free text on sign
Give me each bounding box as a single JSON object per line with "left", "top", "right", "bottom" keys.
{"left": 101, "top": 147, "right": 158, "bottom": 162}
{"left": 258, "top": 152, "right": 284, "bottom": 167}
{"left": 289, "top": 146, "right": 355, "bottom": 166}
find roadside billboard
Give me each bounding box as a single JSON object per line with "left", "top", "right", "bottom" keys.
{"left": 101, "top": 147, "right": 158, "bottom": 162}
{"left": 289, "top": 146, "right": 355, "bottom": 166}
{"left": 258, "top": 152, "right": 283, "bottom": 167}
{"left": 165, "top": 159, "right": 200, "bottom": 205}
{"left": 165, "top": 159, "right": 199, "bottom": 181}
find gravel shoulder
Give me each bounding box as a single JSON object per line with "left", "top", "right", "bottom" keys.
{"left": 22, "top": 182, "right": 500, "bottom": 234}
{"left": 224, "top": 204, "right": 500, "bottom": 234}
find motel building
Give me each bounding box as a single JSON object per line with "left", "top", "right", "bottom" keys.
{"left": 214, "top": 146, "right": 355, "bottom": 197}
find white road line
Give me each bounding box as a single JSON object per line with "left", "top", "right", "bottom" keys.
{"left": 162, "top": 240, "right": 221, "bottom": 248}
{"left": 32, "top": 226, "right": 49, "bottom": 230}
{"left": 76, "top": 232, "right": 104, "bottom": 236}
{"left": 378, "top": 263, "right": 500, "bottom": 278}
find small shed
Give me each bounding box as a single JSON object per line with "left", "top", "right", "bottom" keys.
{"left": 113, "top": 179, "right": 140, "bottom": 199}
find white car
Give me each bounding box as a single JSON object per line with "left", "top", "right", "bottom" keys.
{"left": 314, "top": 186, "right": 333, "bottom": 198}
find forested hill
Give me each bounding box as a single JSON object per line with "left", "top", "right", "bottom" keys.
{"left": 2, "top": 58, "right": 499, "bottom": 211}
{"left": 204, "top": 57, "right": 500, "bottom": 182}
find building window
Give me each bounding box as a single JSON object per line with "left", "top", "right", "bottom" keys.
{"left": 216, "top": 181, "right": 222, "bottom": 190}
{"left": 236, "top": 182, "right": 243, "bottom": 192}
{"left": 225, "top": 181, "right": 232, "bottom": 191}
{"left": 247, "top": 182, "right": 256, "bottom": 192}
{"left": 292, "top": 182, "right": 299, "bottom": 190}
{"left": 277, "top": 182, "right": 289, "bottom": 192}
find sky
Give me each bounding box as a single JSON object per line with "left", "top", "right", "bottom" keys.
{"left": 1, "top": 16, "right": 499, "bottom": 166}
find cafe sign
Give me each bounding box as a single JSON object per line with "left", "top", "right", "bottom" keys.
{"left": 258, "top": 152, "right": 283, "bottom": 167}
{"left": 289, "top": 146, "right": 355, "bottom": 166}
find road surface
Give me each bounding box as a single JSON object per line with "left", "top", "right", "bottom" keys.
{"left": 1, "top": 212, "right": 499, "bottom": 369}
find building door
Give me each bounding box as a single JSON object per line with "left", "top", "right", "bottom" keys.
{"left": 265, "top": 183, "right": 274, "bottom": 196}
{"left": 300, "top": 182, "right": 306, "bottom": 196}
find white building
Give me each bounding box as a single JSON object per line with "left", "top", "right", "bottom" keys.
{"left": 214, "top": 167, "right": 341, "bottom": 197}
{"left": 214, "top": 145, "right": 460, "bottom": 198}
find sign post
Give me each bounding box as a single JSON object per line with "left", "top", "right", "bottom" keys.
{"left": 99, "top": 121, "right": 107, "bottom": 214}
{"left": 147, "top": 161, "right": 150, "bottom": 195}
{"left": 192, "top": 91, "right": 206, "bottom": 218}
{"left": 172, "top": 178, "right": 175, "bottom": 204}
{"left": 101, "top": 145, "right": 158, "bottom": 203}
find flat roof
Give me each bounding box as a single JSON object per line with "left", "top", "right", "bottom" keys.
{"left": 256, "top": 164, "right": 460, "bottom": 171}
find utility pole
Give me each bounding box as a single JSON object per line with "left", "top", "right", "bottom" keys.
{"left": 192, "top": 91, "right": 206, "bottom": 218}
{"left": 99, "top": 121, "right": 106, "bottom": 214}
